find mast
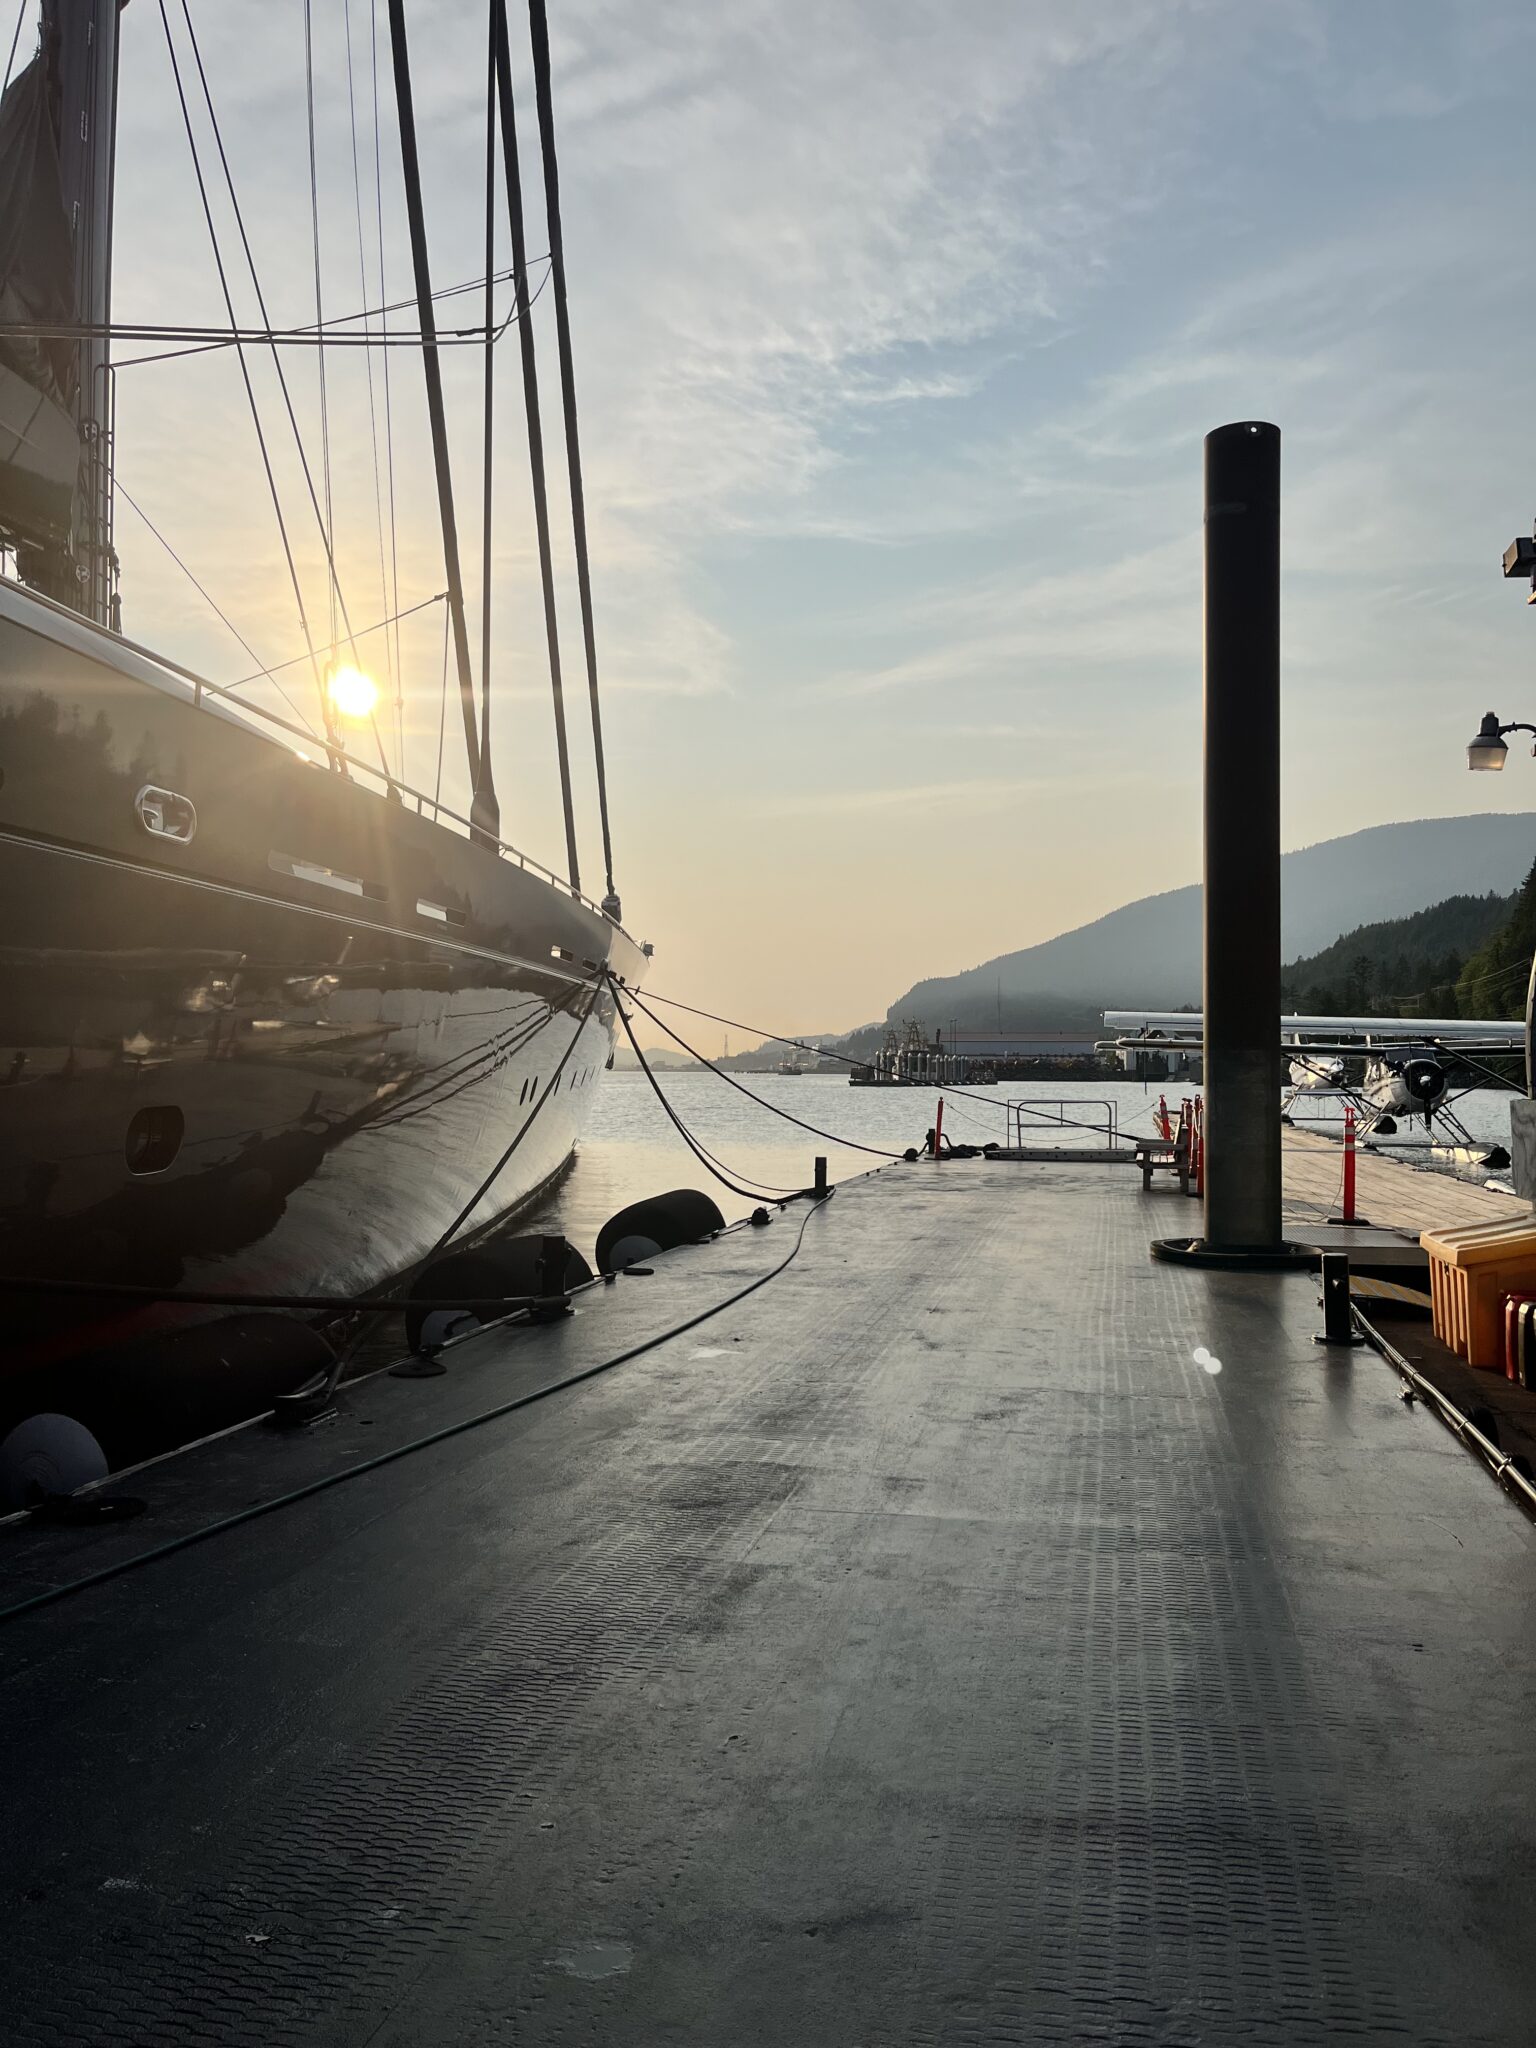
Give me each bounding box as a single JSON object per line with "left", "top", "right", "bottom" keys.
{"left": 58, "top": 0, "right": 124, "bottom": 627}
{"left": 0, "top": 0, "right": 124, "bottom": 624}
{"left": 526, "top": 0, "right": 618, "bottom": 916}
{"left": 386, "top": 0, "right": 499, "bottom": 845}
{"left": 490, "top": 0, "right": 580, "bottom": 898}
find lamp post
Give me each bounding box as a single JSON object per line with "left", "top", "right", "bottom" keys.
{"left": 1467, "top": 713, "right": 1536, "bottom": 772}
{"left": 1470, "top": 520, "right": 1536, "bottom": 1094}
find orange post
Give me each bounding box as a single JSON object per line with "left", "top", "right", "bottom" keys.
{"left": 1342, "top": 1105, "right": 1356, "bottom": 1224}
{"left": 1157, "top": 1093, "right": 1171, "bottom": 1141}
{"left": 1195, "top": 1097, "right": 1205, "bottom": 1199}
{"left": 934, "top": 1097, "right": 944, "bottom": 1156}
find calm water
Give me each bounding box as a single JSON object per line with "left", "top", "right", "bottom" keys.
{"left": 524, "top": 1070, "right": 1525, "bottom": 1266}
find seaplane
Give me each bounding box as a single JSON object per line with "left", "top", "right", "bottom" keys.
{"left": 1102, "top": 1009, "right": 1527, "bottom": 1161}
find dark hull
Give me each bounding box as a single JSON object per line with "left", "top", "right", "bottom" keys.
{"left": 0, "top": 582, "right": 645, "bottom": 1454}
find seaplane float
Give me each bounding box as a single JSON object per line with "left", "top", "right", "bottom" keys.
{"left": 1102, "top": 1010, "right": 1527, "bottom": 1167}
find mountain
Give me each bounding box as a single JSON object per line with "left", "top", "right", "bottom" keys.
{"left": 886, "top": 814, "right": 1536, "bottom": 1033}
{"left": 1280, "top": 891, "right": 1513, "bottom": 1017}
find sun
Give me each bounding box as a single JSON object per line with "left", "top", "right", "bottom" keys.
{"left": 326, "top": 665, "right": 379, "bottom": 721}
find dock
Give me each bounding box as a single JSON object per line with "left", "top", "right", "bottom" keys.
{"left": 1282, "top": 1124, "right": 1517, "bottom": 1233}
{"left": 6, "top": 1156, "right": 1536, "bottom": 2044}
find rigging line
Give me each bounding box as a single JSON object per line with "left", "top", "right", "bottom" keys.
{"left": 177, "top": 2, "right": 371, "bottom": 744}
{"left": 630, "top": 984, "right": 1116, "bottom": 1138}
{"left": 1, "top": 0, "right": 26, "bottom": 103}
{"left": 370, "top": 0, "right": 405, "bottom": 782}
{"left": 387, "top": 0, "right": 487, "bottom": 816}
{"left": 433, "top": 593, "right": 450, "bottom": 811}
{"left": 345, "top": 0, "right": 398, "bottom": 781}
{"left": 492, "top": 0, "right": 578, "bottom": 899}
{"left": 372, "top": 1006, "right": 566, "bottom": 1130}
{"left": 302, "top": 0, "right": 339, "bottom": 660}
{"left": 0, "top": 1199, "right": 824, "bottom": 1629}
{"left": 623, "top": 985, "right": 903, "bottom": 1160}
{"left": 101, "top": 268, "right": 552, "bottom": 374}
{"left": 427, "top": 977, "right": 603, "bottom": 1256}
{"left": 480, "top": 3, "right": 497, "bottom": 810}
{"left": 609, "top": 981, "right": 803, "bottom": 1200}
{"left": 156, "top": 0, "right": 333, "bottom": 748}
{"left": 9, "top": 264, "right": 550, "bottom": 352}
{"left": 113, "top": 479, "right": 318, "bottom": 737}
{"left": 370, "top": 1011, "right": 556, "bottom": 1134}
{"left": 223, "top": 590, "right": 445, "bottom": 691}
{"left": 632, "top": 987, "right": 857, "bottom": 1066}
{"left": 527, "top": 0, "right": 617, "bottom": 904}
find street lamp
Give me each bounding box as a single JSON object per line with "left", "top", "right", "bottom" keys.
{"left": 1468, "top": 714, "right": 1536, "bottom": 770}
{"left": 1467, "top": 531, "right": 1536, "bottom": 769}
{"left": 1468, "top": 713, "right": 1512, "bottom": 770}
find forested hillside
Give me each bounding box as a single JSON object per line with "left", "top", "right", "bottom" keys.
{"left": 1279, "top": 892, "right": 1513, "bottom": 1018}
{"left": 1455, "top": 860, "right": 1536, "bottom": 1019}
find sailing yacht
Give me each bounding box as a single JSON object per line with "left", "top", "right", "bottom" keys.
{"left": 0, "top": 2, "right": 645, "bottom": 1477}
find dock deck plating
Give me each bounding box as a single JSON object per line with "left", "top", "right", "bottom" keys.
{"left": 5, "top": 1160, "right": 1536, "bottom": 2044}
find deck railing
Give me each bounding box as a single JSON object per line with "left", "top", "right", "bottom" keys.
{"left": 1004, "top": 1098, "right": 1120, "bottom": 1149}
{"left": 0, "top": 571, "right": 626, "bottom": 933}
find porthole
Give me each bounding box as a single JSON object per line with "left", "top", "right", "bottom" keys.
{"left": 125, "top": 1104, "right": 184, "bottom": 1175}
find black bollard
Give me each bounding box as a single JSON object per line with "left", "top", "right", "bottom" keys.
{"left": 1314, "top": 1251, "right": 1362, "bottom": 1347}
{"left": 1203, "top": 422, "right": 1282, "bottom": 1251}
{"left": 529, "top": 1233, "right": 574, "bottom": 1320}
{"left": 813, "top": 1156, "right": 829, "bottom": 1201}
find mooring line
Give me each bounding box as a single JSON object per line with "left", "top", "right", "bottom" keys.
{"left": 0, "top": 1200, "right": 831, "bottom": 1628}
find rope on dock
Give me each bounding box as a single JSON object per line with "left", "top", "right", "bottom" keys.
{"left": 0, "top": 1198, "right": 832, "bottom": 1628}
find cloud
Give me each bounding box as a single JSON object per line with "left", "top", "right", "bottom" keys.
{"left": 758, "top": 768, "right": 1150, "bottom": 819}
{"left": 106, "top": 0, "right": 1236, "bottom": 737}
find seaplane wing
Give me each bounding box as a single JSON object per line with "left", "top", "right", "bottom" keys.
{"left": 1101, "top": 1010, "right": 1525, "bottom": 1052}
{"left": 1100, "top": 1009, "right": 1525, "bottom": 1142}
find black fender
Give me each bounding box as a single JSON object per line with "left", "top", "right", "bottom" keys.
{"left": 595, "top": 1189, "right": 726, "bottom": 1275}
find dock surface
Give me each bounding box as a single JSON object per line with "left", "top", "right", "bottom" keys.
{"left": 5, "top": 1161, "right": 1536, "bottom": 2044}
{"left": 1282, "top": 1123, "right": 1516, "bottom": 1233}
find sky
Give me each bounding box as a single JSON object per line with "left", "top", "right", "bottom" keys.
{"left": 72, "top": 0, "right": 1536, "bottom": 1034}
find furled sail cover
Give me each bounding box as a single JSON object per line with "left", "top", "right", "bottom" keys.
{"left": 0, "top": 41, "right": 81, "bottom": 549}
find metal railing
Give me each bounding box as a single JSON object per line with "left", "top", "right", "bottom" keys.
{"left": 0, "top": 568, "right": 629, "bottom": 935}
{"left": 1004, "top": 1098, "right": 1120, "bottom": 1149}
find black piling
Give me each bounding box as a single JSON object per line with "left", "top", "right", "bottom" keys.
{"left": 1202, "top": 422, "right": 1282, "bottom": 1252}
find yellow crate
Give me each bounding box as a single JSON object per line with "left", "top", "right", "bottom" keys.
{"left": 1421, "top": 1219, "right": 1536, "bottom": 1370}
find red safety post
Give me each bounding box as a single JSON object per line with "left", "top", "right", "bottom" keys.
{"left": 934, "top": 1096, "right": 944, "bottom": 1157}
{"left": 1158, "top": 1093, "right": 1172, "bottom": 1141}
{"left": 1342, "top": 1104, "right": 1356, "bottom": 1224}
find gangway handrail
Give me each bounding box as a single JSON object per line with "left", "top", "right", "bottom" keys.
{"left": 1003, "top": 1098, "right": 1120, "bottom": 1149}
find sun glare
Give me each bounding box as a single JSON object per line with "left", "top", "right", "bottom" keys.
{"left": 326, "top": 665, "right": 379, "bottom": 721}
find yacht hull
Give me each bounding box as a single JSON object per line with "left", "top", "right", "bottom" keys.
{"left": 0, "top": 584, "right": 644, "bottom": 1459}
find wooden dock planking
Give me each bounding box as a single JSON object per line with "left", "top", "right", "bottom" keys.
{"left": 1282, "top": 1125, "right": 1520, "bottom": 1235}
